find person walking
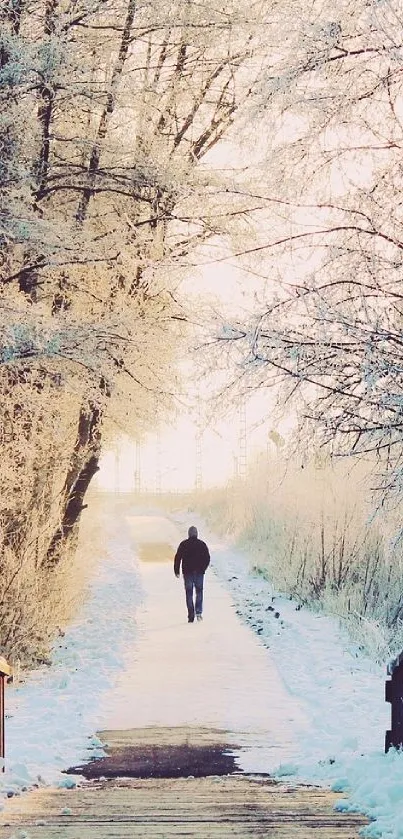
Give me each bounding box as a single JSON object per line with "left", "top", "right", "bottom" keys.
{"left": 174, "top": 526, "right": 210, "bottom": 623}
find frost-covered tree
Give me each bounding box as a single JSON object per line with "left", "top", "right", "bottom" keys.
{"left": 0, "top": 0, "right": 271, "bottom": 617}
{"left": 216, "top": 0, "right": 403, "bottom": 503}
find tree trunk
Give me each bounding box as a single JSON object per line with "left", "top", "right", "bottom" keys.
{"left": 45, "top": 403, "right": 101, "bottom": 566}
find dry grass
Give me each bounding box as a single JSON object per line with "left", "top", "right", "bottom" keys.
{"left": 0, "top": 490, "right": 105, "bottom": 671}
{"left": 90, "top": 479, "right": 403, "bottom": 662}
{"left": 190, "top": 455, "right": 403, "bottom": 662}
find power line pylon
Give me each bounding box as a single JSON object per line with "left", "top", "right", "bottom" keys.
{"left": 195, "top": 396, "right": 204, "bottom": 492}
{"left": 114, "top": 446, "right": 120, "bottom": 494}
{"left": 195, "top": 430, "right": 203, "bottom": 492}
{"left": 238, "top": 398, "right": 247, "bottom": 479}
{"left": 156, "top": 432, "right": 162, "bottom": 494}
{"left": 134, "top": 441, "right": 141, "bottom": 494}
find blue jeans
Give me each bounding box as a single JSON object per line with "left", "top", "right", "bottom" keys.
{"left": 183, "top": 572, "right": 204, "bottom": 621}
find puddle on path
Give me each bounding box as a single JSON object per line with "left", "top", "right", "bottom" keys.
{"left": 68, "top": 726, "right": 242, "bottom": 779}
{"left": 137, "top": 542, "right": 173, "bottom": 563}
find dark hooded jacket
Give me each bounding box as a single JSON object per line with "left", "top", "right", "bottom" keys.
{"left": 174, "top": 536, "right": 210, "bottom": 576}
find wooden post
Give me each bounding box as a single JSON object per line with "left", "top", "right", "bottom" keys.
{"left": 0, "top": 657, "right": 12, "bottom": 769}
{"left": 385, "top": 651, "right": 403, "bottom": 752}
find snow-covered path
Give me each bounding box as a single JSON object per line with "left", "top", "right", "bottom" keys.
{"left": 98, "top": 513, "right": 307, "bottom": 765}
{"left": 1, "top": 498, "right": 403, "bottom": 838}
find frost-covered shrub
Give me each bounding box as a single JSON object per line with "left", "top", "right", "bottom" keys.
{"left": 192, "top": 454, "right": 403, "bottom": 661}
{"left": 0, "top": 486, "right": 103, "bottom": 668}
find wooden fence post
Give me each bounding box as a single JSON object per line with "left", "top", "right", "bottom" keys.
{"left": 385, "top": 651, "right": 403, "bottom": 752}
{"left": 0, "top": 657, "right": 12, "bottom": 770}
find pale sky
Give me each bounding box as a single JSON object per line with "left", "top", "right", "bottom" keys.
{"left": 96, "top": 17, "right": 399, "bottom": 494}
{"left": 96, "top": 253, "right": 278, "bottom": 492}
{"left": 96, "top": 401, "right": 275, "bottom": 493}
{"left": 97, "top": 129, "right": 309, "bottom": 494}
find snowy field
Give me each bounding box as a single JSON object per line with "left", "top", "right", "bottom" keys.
{"left": 0, "top": 503, "right": 402, "bottom": 839}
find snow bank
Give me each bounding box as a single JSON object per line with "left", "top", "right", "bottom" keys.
{"left": 0, "top": 514, "right": 142, "bottom": 803}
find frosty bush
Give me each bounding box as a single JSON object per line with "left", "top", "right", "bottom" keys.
{"left": 0, "top": 488, "right": 103, "bottom": 668}
{"left": 192, "top": 453, "right": 403, "bottom": 661}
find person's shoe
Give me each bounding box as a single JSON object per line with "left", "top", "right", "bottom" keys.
{"left": 188, "top": 616, "right": 194, "bottom": 623}
{"left": 196, "top": 614, "right": 203, "bottom": 622}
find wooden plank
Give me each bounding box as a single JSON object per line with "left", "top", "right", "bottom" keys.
{"left": 0, "top": 775, "right": 368, "bottom": 839}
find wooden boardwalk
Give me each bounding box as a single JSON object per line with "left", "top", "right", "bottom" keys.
{"left": 0, "top": 775, "right": 367, "bottom": 838}
{"left": 0, "top": 728, "right": 367, "bottom": 839}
